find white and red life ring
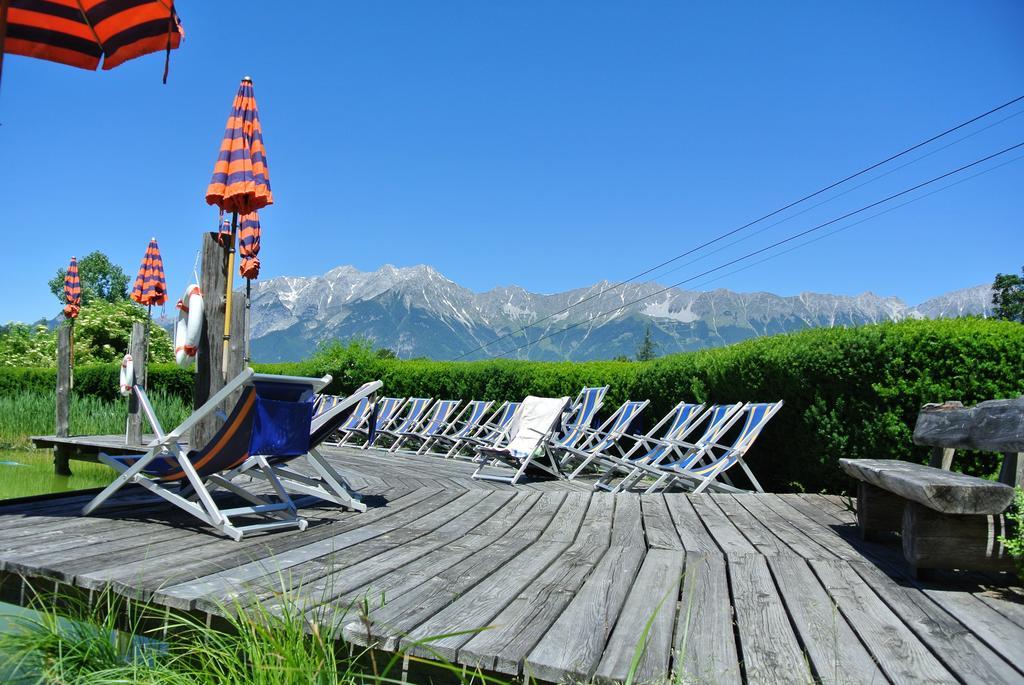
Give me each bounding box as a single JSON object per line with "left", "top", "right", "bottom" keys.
{"left": 174, "top": 284, "right": 204, "bottom": 367}
{"left": 119, "top": 354, "right": 134, "bottom": 396}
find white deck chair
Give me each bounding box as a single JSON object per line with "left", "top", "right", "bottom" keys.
{"left": 560, "top": 399, "right": 650, "bottom": 480}
{"left": 551, "top": 385, "right": 608, "bottom": 452}
{"left": 472, "top": 395, "right": 571, "bottom": 484}
{"left": 339, "top": 396, "right": 406, "bottom": 448}
{"left": 314, "top": 394, "right": 373, "bottom": 445}
{"left": 446, "top": 401, "right": 521, "bottom": 459}
{"left": 648, "top": 401, "right": 784, "bottom": 494}
{"left": 419, "top": 400, "right": 494, "bottom": 456}
{"left": 82, "top": 368, "right": 330, "bottom": 541}
{"left": 373, "top": 397, "right": 433, "bottom": 449}
{"left": 389, "top": 399, "right": 462, "bottom": 453}
{"left": 227, "top": 381, "right": 384, "bottom": 512}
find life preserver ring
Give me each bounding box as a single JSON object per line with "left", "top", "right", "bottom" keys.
{"left": 119, "top": 354, "right": 134, "bottom": 396}
{"left": 175, "top": 284, "right": 204, "bottom": 367}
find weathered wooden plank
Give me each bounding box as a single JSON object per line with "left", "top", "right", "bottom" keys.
{"left": 343, "top": 492, "right": 568, "bottom": 651}
{"left": 192, "top": 232, "right": 230, "bottom": 449}
{"left": 852, "top": 561, "right": 1024, "bottom": 683}
{"left": 674, "top": 553, "right": 740, "bottom": 685}
{"left": 459, "top": 495, "right": 615, "bottom": 674}
{"left": 689, "top": 494, "right": 757, "bottom": 558}
{"left": 732, "top": 494, "right": 838, "bottom": 561}
{"left": 54, "top": 325, "right": 71, "bottom": 475}
{"left": 767, "top": 555, "right": 885, "bottom": 684}
{"left": 594, "top": 548, "right": 684, "bottom": 685}
{"left": 755, "top": 494, "right": 863, "bottom": 562}
{"left": 811, "top": 559, "right": 955, "bottom": 683}
{"left": 914, "top": 397, "right": 1024, "bottom": 452}
{"left": 663, "top": 494, "right": 721, "bottom": 556}
{"left": 840, "top": 458, "right": 1014, "bottom": 514}
{"left": 525, "top": 496, "right": 645, "bottom": 683}
{"left": 853, "top": 481, "right": 905, "bottom": 540}
{"left": 640, "top": 494, "right": 683, "bottom": 550}
{"left": 710, "top": 494, "right": 785, "bottom": 556}
{"left": 903, "top": 501, "right": 1015, "bottom": 574}
{"left": 126, "top": 320, "right": 147, "bottom": 445}
{"left": 920, "top": 583, "right": 1024, "bottom": 667}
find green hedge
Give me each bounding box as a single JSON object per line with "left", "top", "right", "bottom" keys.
{"left": 2, "top": 318, "right": 1021, "bottom": 493}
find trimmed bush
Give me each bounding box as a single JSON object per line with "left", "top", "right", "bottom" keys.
{"left": 2, "top": 319, "right": 1021, "bottom": 492}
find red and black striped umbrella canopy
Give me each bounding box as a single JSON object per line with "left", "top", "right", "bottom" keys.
{"left": 63, "top": 255, "right": 80, "bottom": 319}
{"left": 205, "top": 77, "right": 273, "bottom": 215}
{"left": 238, "top": 211, "right": 261, "bottom": 279}
{"left": 1, "top": 1, "right": 183, "bottom": 73}
{"left": 130, "top": 237, "right": 167, "bottom": 307}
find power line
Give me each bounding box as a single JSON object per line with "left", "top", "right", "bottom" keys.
{"left": 453, "top": 94, "right": 1024, "bottom": 360}
{"left": 486, "top": 141, "right": 1024, "bottom": 359}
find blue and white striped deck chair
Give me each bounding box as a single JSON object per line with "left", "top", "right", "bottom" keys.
{"left": 389, "top": 399, "right": 462, "bottom": 453}
{"left": 652, "top": 401, "right": 784, "bottom": 494}
{"left": 374, "top": 397, "right": 433, "bottom": 449}
{"left": 613, "top": 403, "right": 744, "bottom": 493}
{"left": 449, "top": 401, "right": 521, "bottom": 459}
{"left": 563, "top": 400, "right": 650, "bottom": 480}
{"left": 552, "top": 385, "right": 608, "bottom": 455}
{"left": 473, "top": 395, "right": 572, "bottom": 484}
{"left": 228, "top": 380, "right": 383, "bottom": 512}
{"left": 340, "top": 397, "right": 406, "bottom": 448}
{"left": 591, "top": 402, "right": 707, "bottom": 492}
{"left": 419, "top": 400, "right": 493, "bottom": 456}
{"left": 313, "top": 394, "right": 371, "bottom": 445}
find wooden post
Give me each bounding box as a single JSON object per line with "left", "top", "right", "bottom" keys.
{"left": 54, "top": 325, "right": 72, "bottom": 476}
{"left": 126, "top": 321, "right": 147, "bottom": 445}
{"left": 998, "top": 452, "right": 1023, "bottom": 488}
{"left": 193, "top": 232, "right": 230, "bottom": 449}
{"left": 927, "top": 446, "right": 956, "bottom": 471}
{"left": 226, "top": 298, "right": 248, "bottom": 410}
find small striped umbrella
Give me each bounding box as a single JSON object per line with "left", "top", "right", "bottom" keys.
{"left": 0, "top": 1, "right": 184, "bottom": 87}
{"left": 130, "top": 238, "right": 166, "bottom": 385}
{"left": 205, "top": 76, "right": 273, "bottom": 369}
{"left": 63, "top": 256, "right": 80, "bottom": 320}
{"left": 238, "top": 211, "right": 261, "bottom": 363}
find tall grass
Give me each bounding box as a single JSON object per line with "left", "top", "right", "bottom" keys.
{"left": 0, "top": 390, "right": 191, "bottom": 449}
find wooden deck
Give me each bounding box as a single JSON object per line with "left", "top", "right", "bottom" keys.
{"left": 4, "top": 443, "right": 1023, "bottom": 683}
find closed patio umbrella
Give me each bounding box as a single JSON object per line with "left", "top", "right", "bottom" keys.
{"left": 130, "top": 237, "right": 167, "bottom": 381}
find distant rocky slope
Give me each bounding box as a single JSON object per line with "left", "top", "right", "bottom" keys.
{"left": 245, "top": 264, "right": 993, "bottom": 362}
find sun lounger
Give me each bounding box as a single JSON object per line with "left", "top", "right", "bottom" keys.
{"left": 388, "top": 399, "right": 462, "bottom": 453}
{"left": 551, "top": 385, "right": 608, "bottom": 452}
{"left": 83, "top": 368, "right": 329, "bottom": 540}
{"left": 340, "top": 396, "right": 406, "bottom": 448}
{"left": 591, "top": 401, "right": 708, "bottom": 492}
{"left": 228, "top": 380, "right": 384, "bottom": 512}
{"left": 446, "top": 401, "right": 521, "bottom": 459}
{"left": 313, "top": 393, "right": 372, "bottom": 445}
{"left": 418, "top": 399, "right": 494, "bottom": 456}
{"left": 372, "top": 397, "right": 433, "bottom": 449}
{"left": 559, "top": 399, "right": 650, "bottom": 479}
{"left": 642, "top": 401, "right": 783, "bottom": 494}
{"left": 472, "top": 395, "right": 571, "bottom": 484}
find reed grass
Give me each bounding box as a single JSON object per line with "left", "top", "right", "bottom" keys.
{"left": 0, "top": 390, "right": 191, "bottom": 449}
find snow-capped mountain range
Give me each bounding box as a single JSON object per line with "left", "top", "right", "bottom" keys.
{"left": 243, "top": 264, "right": 994, "bottom": 362}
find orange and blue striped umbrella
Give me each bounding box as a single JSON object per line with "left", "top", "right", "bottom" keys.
{"left": 1, "top": 1, "right": 183, "bottom": 79}
{"left": 238, "top": 211, "right": 261, "bottom": 279}
{"left": 63, "top": 256, "right": 80, "bottom": 319}
{"left": 205, "top": 77, "right": 273, "bottom": 215}
{"left": 130, "top": 238, "right": 167, "bottom": 307}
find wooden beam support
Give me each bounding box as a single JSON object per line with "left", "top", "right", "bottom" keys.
{"left": 54, "top": 325, "right": 71, "bottom": 476}
{"left": 126, "top": 321, "right": 147, "bottom": 445}
{"left": 192, "top": 232, "right": 229, "bottom": 449}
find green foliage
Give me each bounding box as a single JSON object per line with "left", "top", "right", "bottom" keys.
{"left": 0, "top": 300, "right": 173, "bottom": 368}
{"left": 48, "top": 251, "right": 130, "bottom": 306}
{"left": 0, "top": 449, "right": 114, "bottom": 499}
{"left": 999, "top": 487, "right": 1024, "bottom": 583}
{"left": 992, "top": 266, "right": 1024, "bottom": 323}
{"left": 636, "top": 325, "right": 658, "bottom": 361}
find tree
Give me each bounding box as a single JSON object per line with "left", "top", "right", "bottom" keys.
{"left": 635, "top": 325, "right": 659, "bottom": 361}
{"left": 992, "top": 267, "right": 1024, "bottom": 323}
{"left": 48, "top": 251, "right": 130, "bottom": 306}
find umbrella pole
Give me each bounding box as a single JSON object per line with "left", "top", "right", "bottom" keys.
{"left": 221, "top": 211, "right": 238, "bottom": 378}
{"left": 244, "top": 278, "right": 251, "bottom": 365}
{"left": 145, "top": 305, "right": 152, "bottom": 391}
{"left": 68, "top": 320, "right": 74, "bottom": 390}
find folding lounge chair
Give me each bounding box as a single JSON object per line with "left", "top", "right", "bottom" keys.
{"left": 591, "top": 401, "right": 708, "bottom": 492}
{"left": 419, "top": 399, "right": 493, "bottom": 456}
{"left": 551, "top": 385, "right": 608, "bottom": 454}
{"left": 647, "top": 401, "right": 784, "bottom": 494}
{"left": 83, "top": 368, "right": 329, "bottom": 541}
{"left": 228, "top": 380, "right": 384, "bottom": 512}
{"left": 313, "top": 394, "right": 372, "bottom": 445}
{"left": 560, "top": 399, "right": 650, "bottom": 480}
{"left": 472, "top": 395, "right": 571, "bottom": 484}
{"left": 446, "top": 401, "right": 520, "bottom": 459}
{"left": 340, "top": 397, "right": 406, "bottom": 448}
{"left": 373, "top": 397, "right": 433, "bottom": 449}
{"left": 388, "top": 399, "right": 461, "bottom": 453}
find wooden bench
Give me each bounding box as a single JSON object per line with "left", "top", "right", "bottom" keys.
{"left": 839, "top": 458, "right": 1016, "bottom": 577}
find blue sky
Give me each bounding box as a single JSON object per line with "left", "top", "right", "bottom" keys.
{"left": 1, "top": 1, "right": 1022, "bottom": 324}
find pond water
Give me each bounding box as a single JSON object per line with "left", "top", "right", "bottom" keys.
{"left": 0, "top": 449, "right": 114, "bottom": 500}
